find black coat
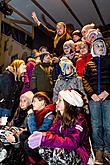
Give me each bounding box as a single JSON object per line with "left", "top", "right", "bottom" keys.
{"left": 0, "top": 70, "right": 23, "bottom": 110}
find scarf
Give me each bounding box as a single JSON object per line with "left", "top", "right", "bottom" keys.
{"left": 34, "top": 104, "right": 55, "bottom": 128}
{"left": 54, "top": 32, "right": 66, "bottom": 49}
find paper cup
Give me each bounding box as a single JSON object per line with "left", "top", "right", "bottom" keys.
{"left": 0, "top": 117, "right": 8, "bottom": 126}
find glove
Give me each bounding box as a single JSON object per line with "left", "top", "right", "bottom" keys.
{"left": 28, "top": 131, "right": 42, "bottom": 149}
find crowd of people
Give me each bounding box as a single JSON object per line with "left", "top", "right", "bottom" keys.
{"left": 0, "top": 11, "right": 110, "bottom": 165}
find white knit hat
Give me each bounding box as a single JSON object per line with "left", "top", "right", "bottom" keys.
{"left": 59, "top": 89, "right": 83, "bottom": 107}
{"left": 20, "top": 91, "right": 34, "bottom": 105}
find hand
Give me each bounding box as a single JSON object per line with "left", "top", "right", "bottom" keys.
{"left": 32, "top": 11, "right": 41, "bottom": 26}
{"left": 5, "top": 134, "right": 15, "bottom": 143}
{"left": 28, "top": 131, "right": 42, "bottom": 149}
{"left": 91, "top": 94, "right": 100, "bottom": 102}
{"left": 98, "top": 91, "right": 109, "bottom": 100}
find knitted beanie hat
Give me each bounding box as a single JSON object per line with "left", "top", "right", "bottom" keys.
{"left": 59, "top": 57, "right": 75, "bottom": 75}
{"left": 34, "top": 91, "right": 51, "bottom": 104}
{"left": 59, "top": 89, "right": 83, "bottom": 107}
{"left": 63, "top": 40, "right": 74, "bottom": 50}
{"left": 20, "top": 91, "right": 34, "bottom": 105}
{"left": 72, "top": 30, "right": 82, "bottom": 38}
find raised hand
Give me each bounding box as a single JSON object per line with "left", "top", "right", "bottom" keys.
{"left": 32, "top": 11, "right": 41, "bottom": 25}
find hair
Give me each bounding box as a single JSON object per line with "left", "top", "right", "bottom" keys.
{"left": 10, "top": 59, "right": 25, "bottom": 81}
{"left": 55, "top": 89, "right": 86, "bottom": 129}
{"left": 39, "top": 46, "right": 48, "bottom": 52}
{"left": 34, "top": 92, "right": 51, "bottom": 105}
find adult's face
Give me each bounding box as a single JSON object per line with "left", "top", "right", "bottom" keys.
{"left": 56, "top": 23, "right": 65, "bottom": 36}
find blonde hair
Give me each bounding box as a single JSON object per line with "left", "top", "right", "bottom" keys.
{"left": 10, "top": 59, "right": 25, "bottom": 81}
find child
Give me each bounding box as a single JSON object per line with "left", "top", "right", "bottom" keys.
{"left": 53, "top": 57, "right": 85, "bottom": 103}
{"left": 72, "top": 29, "right": 82, "bottom": 43}
{"left": 25, "top": 89, "right": 90, "bottom": 165}
{"left": 82, "top": 38, "right": 110, "bottom": 164}
{"left": 76, "top": 41, "right": 92, "bottom": 77}
{"left": 6, "top": 91, "right": 34, "bottom": 143}
{"left": 32, "top": 52, "right": 55, "bottom": 98}
{"left": 27, "top": 92, "right": 55, "bottom": 134}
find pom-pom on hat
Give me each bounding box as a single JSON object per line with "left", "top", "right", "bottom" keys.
{"left": 20, "top": 91, "right": 34, "bottom": 105}
{"left": 59, "top": 89, "right": 83, "bottom": 107}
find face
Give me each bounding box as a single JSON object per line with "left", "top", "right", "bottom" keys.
{"left": 40, "top": 48, "right": 47, "bottom": 53}
{"left": 65, "top": 65, "right": 73, "bottom": 75}
{"left": 80, "top": 44, "right": 88, "bottom": 55}
{"left": 43, "top": 54, "right": 52, "bottom": 63}
{"left": 72, "top": 35, "right": 80, "bottom": 42}
{"left": 20, "top": 97, "right": 29, "bottom": 110}
{"left": 19, "top": 63, "right": 26, "bottom": 75}
{"left": 56, "top": 95, "right": 65, "bottom": 115}
{"left": 63, "top": 46, "right": 71, "bottom": 54}
{"left": 93, "top": 41, "right": 105, "bottom": 55}
{"left": 32, "top": 97, "right": 44, "bottom": 111}
{"left": 56, "top": 23, "right": 65, "bottom": 36}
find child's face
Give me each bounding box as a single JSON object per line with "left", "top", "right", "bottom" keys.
{"left": 43, "top": 54, "right": 52, "bottom": 63}
{"left": 80, "top": 44, "right": 88, "bottom": 55}
{"left": 72, "top": 35, "right": 80, "bottom": 42}
{"left": 32, "top": 97, "right": 44, "bottom": 111}
{"left": 20, "top": 97, "right": 29, "bottom": 110}
{"left": 63, "top": 46, "right": 71, "bottom": 54}
{"left": 56, "top": 95, "right": 65, "bottom": 115}
{"left": 93, "top": 41, "right": 105, "bottom": 55}
{"left": 65, "top": 65, "right": 73, "bottom": 75}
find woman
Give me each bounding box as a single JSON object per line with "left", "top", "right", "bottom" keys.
{"left": 25, "top": 89, "right": 90, "bottom": 165}
{"left": 0, "top": 59, "right": 26, "bottom": 118}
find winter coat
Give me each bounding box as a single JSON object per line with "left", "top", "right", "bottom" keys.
{"left": 21, "top": 60, "right": 36, "bottom": 94}
{"left": 76, "top": 53, "right": 92, "bottom": 77}
{"left": 32, "top": 62, "right": 55, "bottom": 93}
{"left": 41, "top": 113, "right": 90, "bottom": 165}
{"left": 0, "top": 70, "right": 23, "bottom": 110}
{"left": 82, "top": 56, "right": 110, "bottom": 99}
{"left": 53, "top": 74, "right": 85, "bottom": 103}
{"left": 27, "top": 104, "right": 55, "bottom": 134}
{"left": 39, "top": 23, "right": 71, "bottom": 57}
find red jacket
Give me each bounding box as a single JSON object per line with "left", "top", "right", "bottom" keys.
{"left": 76, "top": 53, "right": 92, "bottom": 77}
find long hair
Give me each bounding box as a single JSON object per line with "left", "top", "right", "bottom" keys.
{"left": 10, "top": 59, "right": 25, "bottom": 81}
{"left": 55, "top": 100, "right": 82, "bottom": 129}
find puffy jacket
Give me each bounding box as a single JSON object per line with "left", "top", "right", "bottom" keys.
{"left": 41, "top": 113, "right": 90, "bottom": 165}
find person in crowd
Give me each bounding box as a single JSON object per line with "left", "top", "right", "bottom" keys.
{"left": 72, "top": 29, "right": 82, "bottom": 43}
{"left": 82, "top": 37, "right": 110, "bottom": 164}
{"left": 21, "top": 58, "right": 36, "bottom": 94}
{"left": 5, "top": 91, "right": 34, "bottom": 143}
{"left": 53, "top": 57, "right": 85, "bottom": 103}
{"left": 32, "top": 52, "right": 55, "bottom": 98}
{"left": 76, "top": 41, "right": 92, "bottom": 77}
{"left": 39, "top": 46, "right": 48, "bottom": 53}
{"left": 27, "top": 91, "right": 55, "bottom": 134}
{"left": 81, "top": 23, "right": 102, "bottom": 44}
{"left": 81, "top": 23, "right": 95, "bottom": 41}
{"left": 0, "top": 59, "right": 26, "bottom": 118}
{"left": 24, "top": 89, "right": 90, "bottom": 165}
{"left": 63, "top": 40, "right": 78, "bottom": 66}
{"left": 32, "top": 11, "right": 71, "bottom": 57}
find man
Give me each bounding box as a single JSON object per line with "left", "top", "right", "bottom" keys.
{"left": 32, "top": 11, "right": 71, "bottom": 57}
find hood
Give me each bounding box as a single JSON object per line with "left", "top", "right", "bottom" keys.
{"left": 91, "top": 38, "right": 106, "bottom": 57}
